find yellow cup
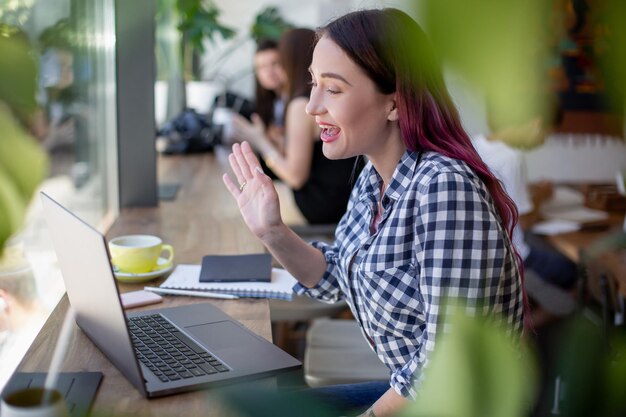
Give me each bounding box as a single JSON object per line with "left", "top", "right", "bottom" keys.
{"left": 108, "top": 235, "right": 174, "bottom": 274}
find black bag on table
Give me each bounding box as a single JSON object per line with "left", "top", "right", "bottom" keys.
{"left": 157, "top": 108, "right": 217, "bottom": 154}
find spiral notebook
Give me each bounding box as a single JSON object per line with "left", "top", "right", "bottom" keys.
{"left": 160, "top": 265, "right": 296, "bottom": 300}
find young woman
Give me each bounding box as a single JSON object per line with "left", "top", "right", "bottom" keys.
{"left": 224, "top": 9, "right": 525, "bottom": 417}
{"left": 232, "top": 28, "right": 359, "bottom": 224}
{"left": 252, "top": 38, "right": 286, "bottom": 149}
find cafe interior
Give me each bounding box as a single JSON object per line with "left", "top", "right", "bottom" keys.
{"left": 0, "top": 0, "right": 625, "bottom": 416}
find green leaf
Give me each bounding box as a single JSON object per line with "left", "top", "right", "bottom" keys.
{"left": 0, "top": 108, "right": 48, "bottom": 201}
{"left": 0, "top": 29, "right": 38, "bottom": 118}
{"left": 600, "top": 0, "right": 626, "bottom": 112}
{"left": 250, "top": 6, "right": 293, "bottom": 43}
{"left": 176, "top": 0, "right": 236, "bottom": 47}
{"left": 422, "top": 0, "right": 551, "bottom": 145}
{"left": 607, "top": 335, "right": 626, "bottom": 413}
{"left": 218, "top": 385, "right": 339, "bottom": 417}
{"left": 555, "top": 315, "right": 609, "bottom": 417}
{"left": 402, "top": 310, "right": 535, "bottom": 417}
{"left": 0, "top": 168, "right": 27, "bottom": 253}
{"left": 0, "top": 106, "right": 48, "bottom": 252}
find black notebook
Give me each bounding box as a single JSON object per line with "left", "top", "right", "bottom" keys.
{"left": 199, "top": 253, "right": 272, "bottom": 283}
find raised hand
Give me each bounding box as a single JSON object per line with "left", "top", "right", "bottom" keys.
{"left": 231, "top": 113, "right": 266, "bottom": 150}
{"left": 222, "top": 141, "right": 283, "bottom": 240}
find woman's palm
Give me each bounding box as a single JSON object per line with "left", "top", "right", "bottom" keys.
{"left": 223, "top": 142, "right": 283, "bottom": 240}
{"left": 236, "top": 173, "right": 281, "bottom": 238}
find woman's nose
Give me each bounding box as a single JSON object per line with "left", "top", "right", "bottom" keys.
{"left": 306, "top": 90, "right": 324, "bottom": 116}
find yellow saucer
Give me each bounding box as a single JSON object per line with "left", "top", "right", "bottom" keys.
{"left": 113, "top": 257, "right": 174, "bottom": 283}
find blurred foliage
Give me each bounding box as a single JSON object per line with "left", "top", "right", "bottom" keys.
{"left": 155, "top": 0, "right": 236, "bottom": 80}
{"left": 0, "top": 26, "right": 48, "bottom": 254}
{"left": 38, "top": 18, "right": 74, "bottom": 51}
{"left": 557, "top": 314, "right": 607, "bottom": 416}
{"left": 607, "top": 335, "right": 626, "bottom": 414}
{"left": 177, "top": 0, "right": 236, "bottom": 80}
{"left": 217, "top": 385, "right": 338, "bottom": 417}
{"left": 422, "top": 0, "right": 550, "bottom": 142}
{"left": 548, "top": 314, "right": 626, "bottom": 417}
{"left": 155, "top": 3, "right": 293, "bottom": 82}
{"left": 176, "top": 0, "right": 236, "bottom": 55}
{"left": 0, "top": 103, "right": 48, "bottom": 256}
{"left": 0, "top": 25, "right": 38, "bottom": 119}
{"left": 214, "top": 308, "right": 626, "bottom": 417}
{"left": 421, "top": 0, "right": 625, "bottom": 147}
{"left": 250, "top": 6, "right": 293, "bottom": 44}
{"left": 0, "top": 0, "right": 32, "bottom": 26}
{"left": 400, "top": 310, "right": 536, "bottom": 417}
{"left": 600, "top": 0, "right": 626, "bottom": 112}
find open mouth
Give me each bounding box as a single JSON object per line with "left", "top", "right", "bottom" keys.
{"left": 320, "top": 126, "right": 341, "bottom": 143}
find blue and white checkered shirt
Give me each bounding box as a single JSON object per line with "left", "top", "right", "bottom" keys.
{"left": 295, "top": 150, "right": 524, "bottom": 399}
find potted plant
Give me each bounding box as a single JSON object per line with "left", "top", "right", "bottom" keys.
{"left": 199, "top": 6, "right": 293, "bottom": 83}
{"left": 155, "top": 0, "right": 236, "bottom": 121}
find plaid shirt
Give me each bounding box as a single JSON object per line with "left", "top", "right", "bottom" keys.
{"left": 294, "top": 150, "right": 524, "bottom": 399}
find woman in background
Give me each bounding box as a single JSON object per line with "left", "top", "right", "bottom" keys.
{"left": 252, "top": 38, "right": 286, "bottom": 153}
{"left": 224, "top": 9, "right": 524, "bottom": 416}
{"left": 232, "top": 28, "right": 360, "bottom": 224}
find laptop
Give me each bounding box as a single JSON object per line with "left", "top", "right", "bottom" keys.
{"left": 40, "top": 192, "right": 301, "bottom": 398}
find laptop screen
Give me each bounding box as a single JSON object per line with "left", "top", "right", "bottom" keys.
{"left": 41, "top": 192, "right": 147, "bottom": 396}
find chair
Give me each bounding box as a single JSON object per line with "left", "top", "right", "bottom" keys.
{"left": 269, "top": 297, "right": 348, "bottom": 353}
{"left": 303, "top": 319, "right": 389, "bottom": 388}
{"left": 579, "top": 248, "right": 625, "bottom": 337}
{"left": 524, "top": 269, "right": 576, "bottom": 317}
{"left": 269, "top": 221, "right": 343, "bottom": 354}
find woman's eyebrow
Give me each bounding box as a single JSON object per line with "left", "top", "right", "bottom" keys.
{"left": 308, "top": 67, "right": 352, "bottom": 86}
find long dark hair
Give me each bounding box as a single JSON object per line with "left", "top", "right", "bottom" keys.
{"left": 254, "top": 38, "right": 279, "bottom": 128}
{"left": 278, "top": 28, "right": 316, "bottom": 109}
{"left": 318, "top": 8, "right": 528, "bottom": 324}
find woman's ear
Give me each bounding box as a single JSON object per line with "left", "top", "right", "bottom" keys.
{"left": 387, "top": 95, "right": 399, "bottom": 122}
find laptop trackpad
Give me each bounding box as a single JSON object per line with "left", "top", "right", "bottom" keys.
{"left": 185, "top": 321, "right": 260, "bottom": 352}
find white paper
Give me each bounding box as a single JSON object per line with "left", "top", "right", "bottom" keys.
{"left": 540, "top": 186, "right": 609, "bottom": 223}
{"left": 531, "top": 219, "right": 581, "bottom": 236}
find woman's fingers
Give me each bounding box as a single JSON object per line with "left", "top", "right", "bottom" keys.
{"left": 251, "top": 113, "right": 266, "bottom": 131}
{"left": 228, "top": 152, "right": 246, "bottom": 187}
{"left": 232, "top": 116, "right": 254, "bottom": 141}
{"left": 226, "top": 142, "right": 265, "bottom": 198}
{"left": 222, "top": 173, "right": 240, "bottom": 198}
{"left": 241, "top": 141, "right": 262, "bottom": 173}
{"left": 231, "top": 143, "right": 253, "bottom": 180}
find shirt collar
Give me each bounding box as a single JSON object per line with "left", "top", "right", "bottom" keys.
{"left": 360, "top": 150, "right": 421, "bottom": 203}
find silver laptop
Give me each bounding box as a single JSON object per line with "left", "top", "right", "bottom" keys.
{"left": 41, "top": 192, "right": 301, "bottom": 398}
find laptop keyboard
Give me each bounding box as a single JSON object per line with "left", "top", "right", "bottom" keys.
{"left": 127, "top": 314, "right": 230, "bottom": 383}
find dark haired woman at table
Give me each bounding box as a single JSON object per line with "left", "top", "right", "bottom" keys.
{"left": 224, "top": 9, "right": 525, "bottom": 417}
{"left": 232, "top": 28, "right": 360, "bottom": 224}
{"left": 252, "top": 38, "right": 286, "bottom": 154}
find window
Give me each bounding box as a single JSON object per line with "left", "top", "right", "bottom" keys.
{"left": 0, "top": 0, "right": 118, "bottom": 389}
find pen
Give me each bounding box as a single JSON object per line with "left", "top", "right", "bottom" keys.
{"left": 144, "top": 286, "right": 240, "bottom": 300}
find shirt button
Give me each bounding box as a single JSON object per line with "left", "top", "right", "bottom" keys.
{"left": 382, "top": 196, "right": 390, "bottom": 205}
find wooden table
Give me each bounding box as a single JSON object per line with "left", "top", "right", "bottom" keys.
{"left": 545, "top": 212, "right": 626, "bottom": 297}
{"left": 16, "top": 152, "right": 270, "bottom": 416}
